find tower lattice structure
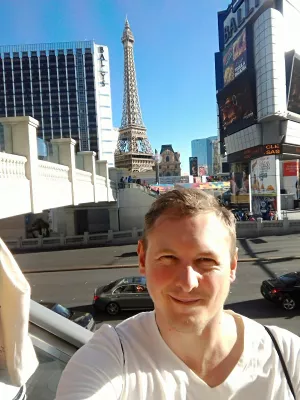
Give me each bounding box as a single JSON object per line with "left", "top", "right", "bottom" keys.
{"left": 115, "top": 18, "right": 154, "bottom": 172}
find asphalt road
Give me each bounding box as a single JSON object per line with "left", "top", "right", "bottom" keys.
{"left": 26, "top": 258, "right": 300, "bottom": 336}
{"left": 15, "top": 233, "right": 300, "bottom": 274}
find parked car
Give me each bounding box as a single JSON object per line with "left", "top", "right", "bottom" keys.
{"left": 260, "top": 272, "right": 300, "bottom": 310}
{"left": 40, "top": 302, "right": 96, "bottom": 331}
{"left": 93, "top": 276, "right": 153, "bottom": 315}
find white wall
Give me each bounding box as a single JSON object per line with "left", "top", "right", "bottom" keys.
{"left": 254, "top": 8, "right": 286, "bottom": 122}
{"left": 283, "top": 0, "right": 300, "bottom": 53}
{"left": 118, "top": 187, "right": 155, "bottom": 230}
{"left": 225, "top": 124, "right": 262, "bottom": 154}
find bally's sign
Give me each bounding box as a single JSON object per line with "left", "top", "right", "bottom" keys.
{"left": 224, "top": 0, "right": 270, "bottom": 45}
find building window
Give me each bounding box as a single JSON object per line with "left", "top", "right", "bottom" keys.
{"left": 166, "top": 156, "right": 169, "bottom": 162}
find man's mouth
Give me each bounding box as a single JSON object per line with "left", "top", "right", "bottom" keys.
{"left": 169, "top": 295, "right": 202, "bottom": 305}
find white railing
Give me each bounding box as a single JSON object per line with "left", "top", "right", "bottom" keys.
{"left": 75, "top": 169, "right": 92, "bottom": 183}
{"left": 5, "top": 218, "right": 300, "bottom": 251}
{"left": 38, "top": 160, "right": 69, "bottom": 181}
{"left": 0, "top": 117, "right": 117, "bottom": 219}
{"left": 0, "top": 152, "right": 27, "bottom": 179}
{"left": 4, "top": 228, "right": 144, "bottom": 250}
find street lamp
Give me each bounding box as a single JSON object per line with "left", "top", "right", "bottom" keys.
{"left": 154, "top": 149, "right": 162, "bottom": 185}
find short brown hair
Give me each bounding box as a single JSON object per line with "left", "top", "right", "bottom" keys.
{"left": 143, "top": 188, "right": 236, "bottom": 258}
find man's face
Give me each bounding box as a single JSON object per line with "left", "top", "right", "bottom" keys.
{"left": 138, "top": 212, "right": 237, "bottom": 334}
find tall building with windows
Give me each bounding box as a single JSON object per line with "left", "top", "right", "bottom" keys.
{"left": 191, "top": 136, "right": 217, "bottom": 175}
{"left": 0, "top": 41, "right": 116, "bottom": 166}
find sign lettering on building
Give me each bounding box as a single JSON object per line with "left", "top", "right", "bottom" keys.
{"left": 227, "top": 144, "right": 281, "bottom": 163}
{"left": 99, "top": 46, "right": 106, "bottom": 87}
{"left": 224, "top": 0, "right": 267, "bottom": 45}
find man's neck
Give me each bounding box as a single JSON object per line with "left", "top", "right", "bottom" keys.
{"left": 156, "top": 310, "right": 244, "bottom": 387}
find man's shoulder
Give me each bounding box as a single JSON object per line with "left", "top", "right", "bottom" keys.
{"left": 92, "top": 311, "right": 155, "bottom": 344}
{"left": 115, "top": 311, "right": 155, "bottom": 336}
{"left": 241, "top": 313, "right": 300, "bottom": 352}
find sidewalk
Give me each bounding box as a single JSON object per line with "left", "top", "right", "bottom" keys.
{"left": 14, "top": 234, "right": 300, "bottom": 274}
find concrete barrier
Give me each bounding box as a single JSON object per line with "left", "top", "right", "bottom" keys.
{"left": 3, "top": 217, "right": 300, "bottom": 251}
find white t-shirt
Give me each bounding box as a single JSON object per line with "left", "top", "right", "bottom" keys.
{"left": 55, "top": 311, "right": 300, "bottom": 400}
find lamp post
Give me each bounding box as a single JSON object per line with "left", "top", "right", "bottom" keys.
{"left": 154, "top": 149, "right": 161, "bottom": 185}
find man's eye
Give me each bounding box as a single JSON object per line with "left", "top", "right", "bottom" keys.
{"left": 196, "top": 258, "right": 215, "bottom": 264}
{"left": 160, "top": 255, "right": 176, "bottom": 260}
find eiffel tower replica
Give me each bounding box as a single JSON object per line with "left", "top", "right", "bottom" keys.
{"left": 115, "top": 18, "right": 155, "bottom": 172}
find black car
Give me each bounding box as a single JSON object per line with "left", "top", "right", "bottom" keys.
{"left": 40, "top": 302, "right": 96, "bottom": 331}
{"left": 261, "top": 272, "right": 300, "bottom": 310}
{"left": 93, "top": 276, "right": 154, "bottom": 315}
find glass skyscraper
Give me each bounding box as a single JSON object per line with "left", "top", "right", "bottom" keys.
{"left": 0, "top": 41, "right": 116, "bottom": 165}
{"left": 191, "top": 136, "right": 218, "bottom": 175}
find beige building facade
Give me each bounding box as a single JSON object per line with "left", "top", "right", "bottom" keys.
{"left": 159, "top": 145, "right": 181, "bottom": 177}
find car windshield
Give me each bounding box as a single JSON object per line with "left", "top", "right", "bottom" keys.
{"left": 279, "top": 274, "right": 297, "bottom": 284}
{"left": 102, "top": 280, "right": 120, "bottom": 293}
{"left": 51, "top": 304, "right": 72, "bottom": 319}
{"left": 121, "top": 277, "right": 147, "bottom": 285}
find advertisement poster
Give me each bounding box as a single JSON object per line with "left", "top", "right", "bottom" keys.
{"left": 189, "top": 157, "right": 198, "bottom": 177}
{"left": 230, "top": 171, "right": 249, "bottom": 195}
{"left": 218, "top": 72, "right": 256, "bottom": 136}
{"left": 198, "top": 165, "right": 208, "bottom": 176}
{"left": 288, "top": 57, "right": 300, "bottom": 115}
{"left": 251, "top": 156, "right": 276, "bottom": 196}
{"left": 283, "top": 161, "right": 298, "bottom": 177}
{"left": 251, "top": 196, "right": 277, "bottom": 216}
{"left": 223, "top": 29, "right": 247, "bottom": 87}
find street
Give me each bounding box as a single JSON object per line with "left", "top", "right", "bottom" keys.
{"left": 15, "top": 233, "right": 300, "bottom": 274}
{"left": 26, "top": 257, "right": 300, "bottom": 336}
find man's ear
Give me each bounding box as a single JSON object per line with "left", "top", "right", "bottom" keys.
{"left": 230, "top": 247, "right": 238, "bottom": 283}
{"left": 137, "top": 240, "right": 146, "bottom": 275}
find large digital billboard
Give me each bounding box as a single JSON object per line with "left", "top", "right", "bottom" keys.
{"left": 189, "top": 157, "right": 198, "bottom": 177}
{"left": 218, "top": 71, "right": 256, "bottom": 136}
{"left": 287, "top": 57, "right": 300, "bottom": 115}
{"left": 223, "top": 29, "right": 247, "bottom": 87}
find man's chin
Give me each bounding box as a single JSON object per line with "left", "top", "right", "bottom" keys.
{"left": 166, "top": 312, "right": 209, "bottom": 334}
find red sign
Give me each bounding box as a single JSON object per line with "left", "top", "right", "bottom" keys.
{"left": 283, "top": 161, "right": 299, "bottom": 177}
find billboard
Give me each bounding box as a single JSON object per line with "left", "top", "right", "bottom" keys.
{"left": 287, "top": 57, "right": 300, "bottom": 115}
{"left": 198, "top": 165, "right": 208, "bottom": 176}
{"left": 222, "top": 0, "right": 274, "bottom": 47}
{"left": 189, "top": 157, "right": 198, "bottom": 177}
{"left": 223, "top": 29, "right": 247, "bottom": 87}
{"left": 283, "top": 161, "right": 298, "bottom": 177}
{"left": 218, "top": 71, "right": 256, "bottom": 136}
{"left": 251, "top": 155, "right": 276, "bottom": 196}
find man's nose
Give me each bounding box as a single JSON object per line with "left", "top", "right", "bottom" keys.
{"left": 176, "top": 265, "right": 200, "bottom": 292}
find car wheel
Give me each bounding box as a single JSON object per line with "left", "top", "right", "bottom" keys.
{"left": 282, "top": 296, "right": 296, "bottom": 311}
{"left": 105, "top": 302, "right": 120, "bottom": 315}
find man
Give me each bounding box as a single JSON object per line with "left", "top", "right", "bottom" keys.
{"left": 56, "top": 189, "right": 299, "bottom": 399}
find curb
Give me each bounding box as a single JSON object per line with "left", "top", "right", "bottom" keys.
{"left": 22, "top": 256, "right": 300, "bottom": 274}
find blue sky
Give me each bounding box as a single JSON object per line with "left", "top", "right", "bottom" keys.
{"left": 0, "top": 0, "right": 230, "bottom": 172}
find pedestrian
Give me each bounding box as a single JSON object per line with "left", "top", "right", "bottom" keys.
{"left": 56, "top": 189, "right": 299, "bottom": 399}
{"left": 128, "top": 175, "right": 132, "bottom": 183}
{"left": 124, "top": 177, "right": 128, "bottom": 184}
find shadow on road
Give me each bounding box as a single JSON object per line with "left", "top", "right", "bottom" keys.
{"left": 239, "top": 239, "right": 278, "bottom": 279}
{"left": 117, "top": 252, "right": 138, "bottom": 258}
{"left": 225, "top": 298, "right": 300, "bottom": 320}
